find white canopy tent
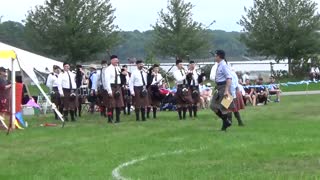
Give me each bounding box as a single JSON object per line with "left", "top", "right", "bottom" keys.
{"left": 0, "top": 42, "right": 65, "bottom": 130}
{"left": 0, "top": 42, "right": 63, "bottom": 83}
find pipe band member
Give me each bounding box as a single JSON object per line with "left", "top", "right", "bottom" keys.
{"left": 104, "top": 55, "right": 124, "bottom": 123}
{"left": 187, "top": 60, "right": 201, "bottom": 118}
{"left": 46, "top": 65, "right": 62, "bottom": 120}
{"left": 129, "top": 60, "right": 150, "bottom": 121}
{"left": 58, "top": 62, "right": 77, "bottom": 122}
{"left": 147, "top": 64, "right": 163, "bottom": 119}
{"left": 173, "top": 59, "right": 193, "bottom": 120}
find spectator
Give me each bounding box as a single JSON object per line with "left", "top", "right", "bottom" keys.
{"left": 315, "top": 66, "right": 320, "bottom": 81}
{"left": 200, "top": 83, "right": 212, "bottom": 109}
{"left": 255, "top": 78, "right": 268, "bottom": 105}
{"left": 268, "top": 76, "right": 281, "bottom": 103}
{"left": 309, "top": 66, "right": 319, "bottom": 81}
{"left": 242, "top": 72, "right": 250, "bottom": 84}
{"left": 243, "top": 79, "right": 256, "bottom": 106}
{"left": 0, "top": 67, "right": 11, "bottom": 115}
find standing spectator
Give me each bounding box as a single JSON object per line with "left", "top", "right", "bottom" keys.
{"left": 242, "top": 72, "right": 250, "bottom": 84}
{"left": 0, "top": 67, "right": 11, "bottom": 115}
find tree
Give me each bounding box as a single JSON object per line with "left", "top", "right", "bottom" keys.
{"left": 0, "top": 21, "right": 28, "bottom": 49}
{"left": 152, "top": 0, "right": 211, "bottom": 60}
{"left": 240, "top": 0, "right": 320, "bottom": 75}
{"left": 25, "top": 0, "right": 119, "bottom": 63}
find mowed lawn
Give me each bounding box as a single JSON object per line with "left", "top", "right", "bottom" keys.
{"left": 1, "top": 95, "right": 320, "bottom": 180}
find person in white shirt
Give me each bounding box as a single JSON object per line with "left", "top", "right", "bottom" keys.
{"left": 173, "top": 59, "right": 193, "bottom": 120}
{"left": 146, "top": 64, "right": 163, "bottom": 119}
{"left": 230, "top": 68, "right": 245, "bottom": 126}
{"left": 129, "top": 60, "right": 150, "bottom": 121}
{"left": 46, "top": 65, "right": 62, "bottom": 120}
{"left": 187, "top": 61, "right": 200, "bottom": 118}
{"left": 315, "top": 67, "right": 320, "bottom": 80}
{"left": 57, "top": 62, "right": 77, "bottom": 121}
{"left": 103, "top": 55, "right": 124, "bottom": 123}
{"left": 242, "top": 72, "right": 250, "bottom": 85}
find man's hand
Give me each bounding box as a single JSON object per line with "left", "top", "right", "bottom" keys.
{"left": 90, "top": 90, "right": 95, "bottom": 96}
{"left": 131, "top": 92, "right": 135, "bottom": 96}
{"left": 60, "top": 94, "right": 64, "bottom": 97}
{"left": 108, "top": 91, "right": 113, "bottom": 97}
{"left": 224, "top": 91, "right": 230, "bottom": 98}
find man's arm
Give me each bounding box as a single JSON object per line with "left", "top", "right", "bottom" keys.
{"left": 129, "top": 72, "right": 135, "bottom": 96}
{"left": 57, "top": 74, "right": 64, "bottom": 96}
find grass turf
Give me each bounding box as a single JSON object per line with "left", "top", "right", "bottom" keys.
{"left": 0, "top": 95, "right": 320, "bottom": 179}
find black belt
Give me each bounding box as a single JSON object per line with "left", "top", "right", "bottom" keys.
{"left": 111, "top": 84, "right": 121, "bottom": 87}
{"left": 216, "top": 81, "right": 226, "bottom": 86}
{"left": 177, "top": 84, "right": 188, "bottom": 88}
{"left": 62, "top": 88, "right": 76, "bottom": 92}
{"left": 52, "top": 87, "right": 58, "bottom": 91}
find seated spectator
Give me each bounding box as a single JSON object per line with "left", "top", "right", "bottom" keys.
{"left": 200, "top": 83, "right": 212, "bottom": 109}
{"left": 268, "top": 76, "right": 281, "bottom": 102}
{"left": 243, "top": 79, "right": 256, "bottom": 106}
{"left": 255, "top": 78, "right": 268, "bottom": 105}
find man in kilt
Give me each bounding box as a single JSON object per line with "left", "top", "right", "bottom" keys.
{"left": 58, "top": 62, "right": 78, "bottom": 122}
{"left": 147, "top": 64, "right": 163, "bottom": 119}
{"left": 46, "top": 65, "right": 63, "bottom": 120}
{"left": 120, "top": 65, "right": 132, "bottom": 115}
{"left": 173, "top": 59, "right": 193, "bottom": 120}
{"left": 230, "top": 68, "right": 245, "bottom": 126}
{"left": 104, "top": 55, "right": 124, "bottom": 123}
{"left": 186, "top": 61, "right": 201, "bottom": 119}
{"left": 129, "top": 60, "right": 150, "bottom": 121}
{"left": 210, "top": 50, "right": 235, "bottom": 131}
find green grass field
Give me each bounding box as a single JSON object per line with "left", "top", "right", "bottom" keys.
{"left": 1, "top": 95, "right": 320, "bottom": 179}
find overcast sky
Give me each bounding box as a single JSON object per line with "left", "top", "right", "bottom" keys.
{"left": 0, "top": 0, "right": 319, "bottom": 32}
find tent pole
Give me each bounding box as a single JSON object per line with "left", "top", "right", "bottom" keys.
{"left": 11, "top": 58, "right": 16, "bottom": 130}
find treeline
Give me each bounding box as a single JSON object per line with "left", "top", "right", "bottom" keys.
{"left": 0, "top": 20, "right": 247, "bottom": 62}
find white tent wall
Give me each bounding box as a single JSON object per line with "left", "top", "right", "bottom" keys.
{"left": 0, "top": 42, "right": 63, "bottom": 84}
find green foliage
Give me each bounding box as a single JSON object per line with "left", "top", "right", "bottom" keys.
{"left": 0, "top": 21, "right": 28, "bottom": 49}
{"left": 240, "top": 0, "right": 320, "bottom": 75}
{"left": 24, "top": 0, "right": 119, "bottom": 63}
{"left": 152, "top": 0, "right": 211, "bottom": 60}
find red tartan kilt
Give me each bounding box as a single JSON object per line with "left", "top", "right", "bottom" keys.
{"left": 233, "top": 90, "right": 245, "bottom": 112}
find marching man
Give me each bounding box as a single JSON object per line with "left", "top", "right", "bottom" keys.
{"left": 58, "top": 62, "right": 77, "bottom": 122}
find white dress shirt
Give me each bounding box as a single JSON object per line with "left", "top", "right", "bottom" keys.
{"left": 242, "top": 74, "right": 249, "bottom": 83}
{"left": 129, "top": 69, "right": 148, "bottom": 95}
{"left": 57, "top": 71, "right": 77, "bottom": 95}
{"left": 46, "top": 73, "right": 59, "bottom": 90}
{"left": 151, "top": 73, "right": 163, "bottom": 85}
{"left": 173, "top": 68, "right": 187, "bottom": 85}
{"left": 189, "top": 69, "right": 199, "bottom": 86}
{"left": 104, "top": 65, "right": 121, "bottom": 93}
{"left": 210, "top": 63, "right": 218, "bottom": 81}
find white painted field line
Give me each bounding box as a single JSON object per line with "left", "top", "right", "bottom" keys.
{"left": 112, "top": 147, "right": 206, "bottom": 180}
